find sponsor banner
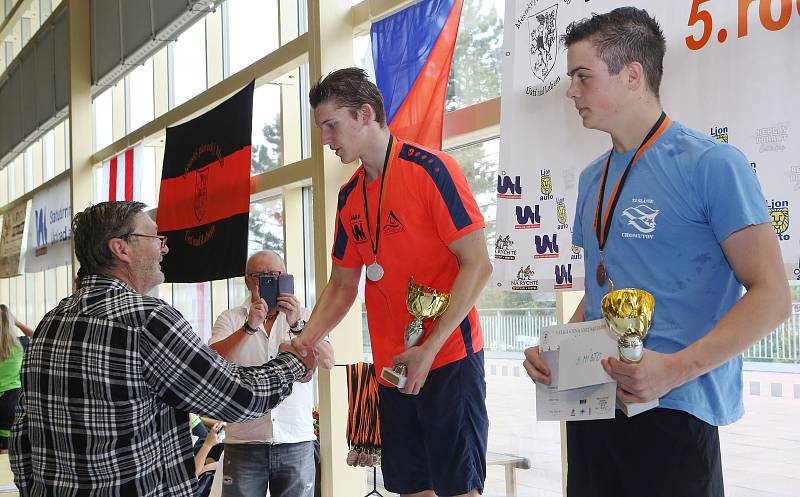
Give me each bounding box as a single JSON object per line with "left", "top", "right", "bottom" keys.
{"left": 496, "top": 0, "right": 800, "bottom": 291}
{"left": 24, "top": 180, "right": 72, "bottom": 273}
{"left": 0, "top": 203, "right": 29, "bottom": 278}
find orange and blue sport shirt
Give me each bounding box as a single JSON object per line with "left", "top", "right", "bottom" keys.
{"left": 332, "top": 137, "right": 485, "bottom": 386}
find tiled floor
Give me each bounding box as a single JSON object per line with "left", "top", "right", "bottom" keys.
{"left": 368, "top": 361, "right": 800, "bottom": 497}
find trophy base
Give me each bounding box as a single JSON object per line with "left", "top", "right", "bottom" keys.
{"left": 380, "top": 366, "right": 407, "bottom": 388}
{"left": 617, "top": 398, "right": 658, "bottom": 417}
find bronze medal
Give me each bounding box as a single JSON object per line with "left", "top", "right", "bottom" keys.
{"left": 346, "top": 449, "right": 358, "bottom": 466}
{"left": 596, "top": 262, "right": 607, "bottom": 286}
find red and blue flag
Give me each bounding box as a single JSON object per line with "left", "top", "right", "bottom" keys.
{"left": 371, "top": 0, "right": 463, "bottom": 150}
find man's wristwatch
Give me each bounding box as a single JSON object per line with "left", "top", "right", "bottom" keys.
{"left": 243, "top": 321, "right": 259, "bottom": 335}
{"left": 289, "top": 319, "right": 306, "bottom": 334}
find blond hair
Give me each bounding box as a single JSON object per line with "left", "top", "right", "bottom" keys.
{"left": 0, "top": 305, "right": 21, "bottom": 362}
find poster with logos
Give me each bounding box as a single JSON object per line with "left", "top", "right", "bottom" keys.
{"left": 25, "top": 179, "right": 72, "bottom": 273}
{"left": 0, "top": 203, "right": 29, "bottom": 278}
{"left": 496, "top": 0, "right": 800, "bottom": 291}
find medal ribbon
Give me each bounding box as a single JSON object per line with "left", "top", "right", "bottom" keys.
{"left": 594, "top": 112, "right": 671, "bottom": 250}
{"left": 362, "top": 135, "right": 395, "bottom": 260}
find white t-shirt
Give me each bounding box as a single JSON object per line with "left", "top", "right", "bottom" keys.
{"left": 209, "top": 301, "right": 316, "bottom": 444}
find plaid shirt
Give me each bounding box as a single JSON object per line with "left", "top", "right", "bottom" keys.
{"left": 10, "top": 276, "right": 306, "bottom": 497}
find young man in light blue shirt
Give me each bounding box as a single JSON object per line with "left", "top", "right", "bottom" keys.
{"left": 523, "top": 7, "right": 791, "bottom": 497}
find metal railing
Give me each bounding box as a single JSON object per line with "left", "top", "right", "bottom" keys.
{"left": 362, "top": 303, "right": 800, "bottom": 364}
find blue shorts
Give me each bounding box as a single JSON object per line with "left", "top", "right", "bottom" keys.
{"left": 378, "top": 351, "right": 488, "bottom": 496}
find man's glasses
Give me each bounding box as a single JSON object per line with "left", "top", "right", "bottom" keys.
{"left": 246, "top": 271, "right": 282, "bottom": 279}
{"left": 120, "top": 233, "right": 168, "bottom": 248}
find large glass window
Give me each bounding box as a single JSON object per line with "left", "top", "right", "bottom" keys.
{"left": 445, "top": 0, "right": 504, "bottom": 111}
{"left": 170, "top": 20, "right": 207, "bottom": 108}
{"left": 39, "top": 0, "right": 52, "bottom": 20}
{"left": 7, "top": 158, "right": 17, "bottom": 201}
{"left": 172, "top": 282, "right": 212, "bottom": 342}
{"left": 251, "top": 82, "right": 281, "bottom": 174}
{"left": 223, "top": 0, "right": 279, "bottom": 76}
{"left": 23, "top": 145, "right": 33, "bottom": 193}
{"left": 127, "top": 58, "right": 155, "bottom": 132}
{"left": 42, "top": 129, "right": 55, "bottom": 181}
{"left": 93, "top": 88, "right": 113, "bottom": 152}
{"left": 249, "top": 195, "right": 284, "bottom": 258}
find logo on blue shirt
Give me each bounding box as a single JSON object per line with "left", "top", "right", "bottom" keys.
{"left": 621, "top": 204, "right": 660, "bottom": 238}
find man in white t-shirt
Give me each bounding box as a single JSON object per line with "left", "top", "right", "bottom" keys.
{"left": 210, "top": 250, "right": 334, "bottom": 497}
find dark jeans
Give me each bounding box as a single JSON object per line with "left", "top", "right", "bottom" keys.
{"left": 221, "top": 441, "right": 315, "bottom": 497}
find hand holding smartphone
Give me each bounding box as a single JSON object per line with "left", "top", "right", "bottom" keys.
{"left": 258, "top": 274, "right": 295, "bottom": 309}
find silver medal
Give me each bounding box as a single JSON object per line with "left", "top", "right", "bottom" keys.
{"left": 366, "top": 262, "right": 384, "bottom": 282}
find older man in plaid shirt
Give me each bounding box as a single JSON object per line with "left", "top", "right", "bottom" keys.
{"left": 10, "top": 201, "right": 315, "bottom": 497}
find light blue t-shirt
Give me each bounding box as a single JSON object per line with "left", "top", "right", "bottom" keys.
{"left": 572, "top": 121, "right": 769, "bottom": 426}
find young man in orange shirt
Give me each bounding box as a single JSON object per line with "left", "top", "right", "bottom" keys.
{"left": 296, "top": 68, "right": 492, "bottom": 497}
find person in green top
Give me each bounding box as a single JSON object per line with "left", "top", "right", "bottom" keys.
{"left": 0, "top": 304, "right": 33, "bottom": 453}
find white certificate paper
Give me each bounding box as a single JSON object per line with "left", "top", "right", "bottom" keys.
{"left": 535, "top": 320, "right": 618, "bottom": 421}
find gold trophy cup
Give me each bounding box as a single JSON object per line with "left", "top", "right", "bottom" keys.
{"left": 380, "top": 277, "right": 450, "bottom": 389}
{"left": 600, "top": 287, "right": 659, "bottom": 415}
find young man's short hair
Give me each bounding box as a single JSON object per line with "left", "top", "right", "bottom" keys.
{"left": 562, "top": 7, "right": 666, "bottom": 97}
{"left": 308, "top": 67, "right": 387, "bottom": 127}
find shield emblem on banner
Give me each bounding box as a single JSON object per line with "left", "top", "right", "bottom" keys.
{"left": 528, "top": 5, "right": 559, "bottom": 83}
{"left": 194, "top": 168, "right": 209, "bottom": 223}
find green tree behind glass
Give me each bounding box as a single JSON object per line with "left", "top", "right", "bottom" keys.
{"left": 446, "top": 0, "right": 503, "bottom": 111}
{"left": 249, "top": 116, "right": 283, "bottom": 254}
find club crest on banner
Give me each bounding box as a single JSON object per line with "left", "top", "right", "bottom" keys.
{"left": 186, "top": 143, "right": 224, "bottom": 247}
{"left": 527, "top": 4, "right": 558, "bottom": 83}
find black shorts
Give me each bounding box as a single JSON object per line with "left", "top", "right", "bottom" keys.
{"left": 378, "top": 351, "right": 488, "bottom": 496}
{"left": 567, "top": 408, "right": 724, "bottom": 497}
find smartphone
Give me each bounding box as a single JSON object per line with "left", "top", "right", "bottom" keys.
{"left": 258, "top": 274, "right": 295, "bottom": 309}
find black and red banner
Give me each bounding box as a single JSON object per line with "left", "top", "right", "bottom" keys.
{"left": 157, "top": 81, "right": 254, "bottom": 283}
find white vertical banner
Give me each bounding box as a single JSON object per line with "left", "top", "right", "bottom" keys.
{"left": 101, "top": 143, "right": 144, "bottom": 202}
{"left": 25, "top": 180, "right": 72, "bottom": 273}
{"left": 496, "top": 0, "right": 800, "bottom": 291}
{"left": 0, "top": 203, "right": 30, "bottom": 278}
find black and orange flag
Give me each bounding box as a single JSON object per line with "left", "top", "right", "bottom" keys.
{"left": 156, "top": 81, "right": 254, "bottom": 283}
